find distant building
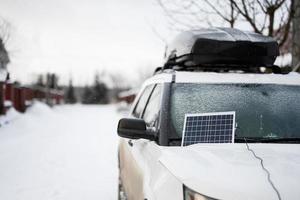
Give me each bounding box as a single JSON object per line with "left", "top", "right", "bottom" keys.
{"left": 118, "top": 88, "right": 139, "bottom": 104}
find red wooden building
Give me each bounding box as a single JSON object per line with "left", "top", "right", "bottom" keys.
{"left": 118, "top": 88, "right": 138, "bottom": 104}
{"left": 0, "top": 81, "right": 64, "bottom": 115}
{"left": 0, "top": 80, "right": 5, "bottom": 115}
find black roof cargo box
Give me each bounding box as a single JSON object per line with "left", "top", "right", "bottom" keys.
{"left": 165, "top": 28, "right": 279, "bottom": 68}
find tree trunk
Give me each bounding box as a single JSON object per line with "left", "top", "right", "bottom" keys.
{"left": 292, "top": 0, "right": 300, "bottom": 71}
{"left": 268, "top": 10, "right": 275, "bottom": 37}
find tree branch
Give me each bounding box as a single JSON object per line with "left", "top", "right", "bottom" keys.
{"left": 231, "top": 0, "right": 262, "bottom": 33}
{"left": 278, "top": 0, "right": 294, "bottom": 47}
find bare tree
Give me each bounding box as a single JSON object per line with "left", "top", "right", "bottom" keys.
{"left": 108, "top": 72, "right": 129, "bottom": 90}
{"left": 292, "top": 0, "right": 300, "bottom": 70}
{"left": 0, "top": 17, "right": 11, "bottom": 45}
{"left": 157, "top": 0, "right": 294, "bottom": 50}
{"left": 0, "top": 17, "right": 11, "bottom": 71}
{"left": 157, "top": 0, "right": 237, "bottom": 31}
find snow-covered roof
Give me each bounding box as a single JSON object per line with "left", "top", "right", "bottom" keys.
{"left": 145, "top": 71, "right": 300, "bottom": 86}
{"left": 175, "top": 72, "right": 300, "bottom": 85}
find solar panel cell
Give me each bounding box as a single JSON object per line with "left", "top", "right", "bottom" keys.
{"left": 181, "top": 112, "right": 236, "bottom": 146}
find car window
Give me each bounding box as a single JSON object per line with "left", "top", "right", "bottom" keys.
{"left": 142, "top": 84, "right": 162, "bottom": 128}
{"left": 132, "top": 85, "right": 154, "bottom": 118}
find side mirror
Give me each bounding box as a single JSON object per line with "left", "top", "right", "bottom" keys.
{"left": 117, "top": 118, "right": 155, "bottom": 140}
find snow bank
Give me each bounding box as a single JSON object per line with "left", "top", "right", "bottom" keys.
{"left": 25, "top": 101, "right": 53, "bottom": 115}
{"left": 0, "top": 103, "right": 122, "bottom": 200}
{"left": 0, "top": 101, "right": 53, "bottom": 127}
{"left": 0, "top": 107, "right": 21, "bottom": 127}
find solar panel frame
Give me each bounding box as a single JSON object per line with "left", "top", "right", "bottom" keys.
{"left": 181, "top": 111, "right": 236, "bottom": 146}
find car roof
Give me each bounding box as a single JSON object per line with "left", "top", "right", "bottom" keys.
{"left": 144, "top": 71, "right": 300, "bottom": 86}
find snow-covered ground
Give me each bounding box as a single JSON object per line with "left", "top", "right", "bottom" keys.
{"left": 0, "top": 103, "right": 122, "bottom": 200}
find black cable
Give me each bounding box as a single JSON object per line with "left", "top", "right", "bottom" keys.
{"left": 244, "top": 138, "right": 282, "bottom": 200}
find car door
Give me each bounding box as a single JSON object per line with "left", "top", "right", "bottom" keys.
{"left": 119, "top": 84, "right": 183, "bottom": 200}
{"left": 119, "top": 84, "right": 156, "bottom": 200}
{"left": 125, "top": 84, "right": 182, "bottom": 200}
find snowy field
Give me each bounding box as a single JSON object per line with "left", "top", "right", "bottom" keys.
{"left": 0, "top": 103, "right": 123, "bottom": 200}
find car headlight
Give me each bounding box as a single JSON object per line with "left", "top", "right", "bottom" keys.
{"left": 184, "top": 185, "right": 217, "bottom": 200}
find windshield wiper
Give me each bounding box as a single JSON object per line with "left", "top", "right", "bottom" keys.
{"left": 259, "top": 137, "right": 300, "bottom": 143}
{"left": 235, "top": 137, "right": 263, "bottom": 143}
{"left": 235, "top": 137, "right": 300, "bottom": 143}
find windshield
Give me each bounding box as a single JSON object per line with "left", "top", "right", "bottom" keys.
{"left": 170, "top": 83, "right": 300, "bottom": 140}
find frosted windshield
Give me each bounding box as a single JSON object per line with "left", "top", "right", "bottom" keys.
{"left": 170, "top": 83, "right": 300, "bottom": 139}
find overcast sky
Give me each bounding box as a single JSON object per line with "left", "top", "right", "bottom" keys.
{"left": 0, "top": 0, "right": 172, "bottom": 86}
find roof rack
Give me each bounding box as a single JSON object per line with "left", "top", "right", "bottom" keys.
{"left": 160, "top": 28, "right": 280, "bottom": 74}
{"left": 154, "top": 65, "right": 283, "bottom": 75}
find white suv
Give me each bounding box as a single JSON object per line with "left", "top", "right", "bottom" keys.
{"left": 117, "top": 28, "right": 300, "bottom": 200}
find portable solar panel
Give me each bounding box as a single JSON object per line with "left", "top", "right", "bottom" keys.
{"left": 181, "top": 111, "right": 236, "bottom": 146}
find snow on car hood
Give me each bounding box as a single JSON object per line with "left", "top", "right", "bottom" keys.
{"left": 159, "top": 143, "right": 300, "bottom": 200}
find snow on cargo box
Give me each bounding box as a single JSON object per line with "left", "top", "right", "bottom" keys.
{"left": 164, "top": 27, "right": 279, "bottom": 69}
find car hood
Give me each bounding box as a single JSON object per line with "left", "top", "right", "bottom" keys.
{"left": 159, "top": 143, "right": 300, "bottom": 200}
